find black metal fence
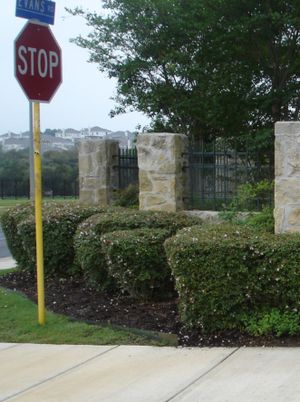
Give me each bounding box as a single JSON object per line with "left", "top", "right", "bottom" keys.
{"left": 0, "top": 146, "right": 139, "bottom": 199}
{"left": 0, "top": 179, "right": 29, "bottom": 199}
{"left": 1, "top": 145, "right": 274, "bottom": 210}
{"left": 115, "top": 145, "right": 273, "bottom": 211}
{"left": 117, "top": 147, "right": 139, "bottom": 189}
{"left": 0, "top": 179, "right": 79, "bottom": 199}
{"left": 187, "top": 143, "right": 274, "bottom": 210}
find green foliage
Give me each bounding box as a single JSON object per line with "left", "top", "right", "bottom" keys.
{"left": 242, "top": 207, "right": 274, "bottom": 234}
{"left": 74, "top": 210, "right": 201, "bottom": 290}
{"left": 42, "top": 148, "right": 78, "bottom": 194}
{"left": 0, "top": 147, "right": 78, "bottom": 195}
{"left": 101, "top": 228, "right": 175, "bottom": 300}
{"left": 113, "top": 184, "right": 139, "bottom": 208}
{"left": 0, "top": 147, "right": 29, "bottom": 182}
{"left": 2, "top": 202, "right": 106, "bottom": 276}
{"left": 164, "top": 224, "right": 300, "bottom": 334}
{"left": 219, "top": 180, "right": 274, "bottom": 233}
{"left": 235, "top": 180, "right": 273, "bottom": 211}
{"left": 242, "top": 309, "right": 300, "bottom": 337}
{"left": 69, "top": 0, "right": 300, "bottom": 145}
{"left": 221, "top": 180, "right": 274, "bottom": 214}
{"left": 0, "top": 203, "right": 34, "bottom": 267}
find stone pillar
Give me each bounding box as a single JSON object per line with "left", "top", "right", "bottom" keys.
{"left": 137, "top": 132, "right": 188, "bottom": 212}
{"left": 275, "top": 122, "right": 300, "bottom": 233}
{"left": 78, "top": 139, "right": 119, "bottom": 206}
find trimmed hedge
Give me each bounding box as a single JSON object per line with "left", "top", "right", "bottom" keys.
{"left": 101, "top": 228, "right": 175, "bottom": 300}
{"left": 74, "top": 210, "right": 201, "bottom": 290}
{"left": 164, "top": 224, "right": 300, "bottom": 334}
{"left": 2, "top": 202, "right": 108, "bottom": 276}
{"left": 0, "top": 202, "right": 34, "bottom": 267}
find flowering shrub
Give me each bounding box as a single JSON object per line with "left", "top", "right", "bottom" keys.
{"left": 74, "top": 210, "right": 201, "bottom": 290}
{"left": 3, "top": 202, "right": 107, "bottom": 276}
{"left": 0, "top": 202, "right": 34, "bottom": 267}
{"left": 164, "top": 224, "right": 300, "bottom": 334}
{"left": 101, "top": 228, "right": 175, "bottom": 300}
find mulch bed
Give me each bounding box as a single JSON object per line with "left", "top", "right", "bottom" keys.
{"left": 1, "top": 270, "right": 299, "bottom": 347}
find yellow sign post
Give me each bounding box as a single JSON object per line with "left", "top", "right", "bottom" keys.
{"left": 33, "top": 102, "right": 45, "bottom": 325}
{"left": 15, "top": 21, "right": 62, "bottom": 325}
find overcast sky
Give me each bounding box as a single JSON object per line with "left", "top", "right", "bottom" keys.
{"left": 0, "top": 0, "right": 149, "bottom": 134}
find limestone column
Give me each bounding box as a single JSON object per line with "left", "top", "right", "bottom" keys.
{"left": 275, "top": 122, "right": 300, "bottom": 233}
{"left": 78, "top": 139, "right": 119, "bottom": 206}
{"left": 137, "top": 133, "right": 188, "bottom": 212}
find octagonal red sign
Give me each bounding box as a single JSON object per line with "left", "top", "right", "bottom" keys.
{"left": 15, "top": 22, "right": 62, "bottom": 103}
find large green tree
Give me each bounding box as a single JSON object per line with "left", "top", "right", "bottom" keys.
{"left": 0, "top": 147, "right": 78, "bottom": 196}
{"left": 0, "top": 147, "right": 28, "bottom": 181}
{"left": 69, "top": 0, "right": 300, "bottom": 149}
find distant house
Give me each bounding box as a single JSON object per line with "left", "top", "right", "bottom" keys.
{"left": 0, "top": 132, "right": 20, "bottom": 145}
{"left": 0, "top": 131, "right": 30, "bottom": 151}
{"left": 41, "top": 135, "right": 74, "bottom": 152}
{"left": 1, "top": 126, "right": 137, "bottom": 152}
{"left": 1, "top": 134, "right": 73, "bottom": 153}
{"left": 55, "top": 128, "right": 83, "bottom": 142}
{"left": 107, "top": 131, "right": 137, "bottom": 148}
{"left": 0, "top": 132, "right": 28, "bottom": 151}
{"left": 2, "top": 138, "right": 29, "bottom": 151}
{"left": 88, "top": 126, "right": 110, "bottom": 137}
{"left": 54, "top": 127, "right": 111, "bottom": 141}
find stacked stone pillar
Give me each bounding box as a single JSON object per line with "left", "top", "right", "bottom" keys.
{"left": 78, "top": 139, "right": 119, "bottom": 206}
{"left": 137, "top": 133, "right": 188, "bottom": 212}
{"left": 275, "top": 122, "right": 300, "bottom": 233}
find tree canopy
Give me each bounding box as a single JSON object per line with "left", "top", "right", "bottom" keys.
{"left": 0, "top": 146, "right": 78, "bottom": 196}
{"left": 69, "top": 0, "right": 300, "bottom": 148}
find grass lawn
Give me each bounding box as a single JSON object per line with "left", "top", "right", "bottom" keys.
{"left": 0, "top": 270, "right": 172, "bottom": 346}
{"left": 0, "top": 198, "right": 29, "bottom": 217}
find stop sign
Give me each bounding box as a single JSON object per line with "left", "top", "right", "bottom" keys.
{"left": 15, "top": 22, "right": 62, "bottom": 103}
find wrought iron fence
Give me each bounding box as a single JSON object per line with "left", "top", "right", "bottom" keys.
{"left": 117, "top": 147, "right": 139, "bottom": 189}
{"left": 187, "top": 142, "right": 274, "bottom": 210}
{"left": 115, "top": 145, "right": 273, "bottom": 211}
{"left": 1, "top": 145, "right": 274, "bottom": 211}
{"left": 0, "top": 179, "right": 79, "bottom": 199}
{"left": 0, "top": 179, "right": 30, "bottom": 199}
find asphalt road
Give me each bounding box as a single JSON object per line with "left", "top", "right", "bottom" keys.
{"left": 0, "top": 225, "right": 11, "bottom": 258}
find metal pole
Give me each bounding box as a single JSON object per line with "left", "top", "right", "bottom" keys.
{"left": 29, "top": 102, "right": 35, "bottom": 200}
{"left": 33, "top": 102, "right": 45, "bottom": 326}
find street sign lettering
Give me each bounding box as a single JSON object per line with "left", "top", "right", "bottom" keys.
{"left": 15, "top": 22, "right": 62, "bottom": 103}
{"left": 17, "top": 46, "right": 59, "bottom": 78}
{"left": 16, "top": 0, "right": 56, "bottom": 25}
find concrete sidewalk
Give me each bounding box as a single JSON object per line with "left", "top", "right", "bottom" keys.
{"left": 0, "top": 343, "right": 299, "bottom": 401}
{"left": 0, "top": 257, "right": 17, "bottom": 270}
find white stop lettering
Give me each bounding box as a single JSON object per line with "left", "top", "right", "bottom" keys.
{"left": 17, "top": 45, "right": 59, "bottom": 79}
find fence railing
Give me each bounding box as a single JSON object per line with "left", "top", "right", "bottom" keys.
{"left": 187, "top": 145, "right": 274, "bottom": 210}
{"left": 107, "top": 145, "right": 274, "bottom": 210}
{"left": 1, "top": 145, "right": 274, "bottom": 210}
{"left": 117, "top": 147, "right": 139, "bottom": 189}
{"left": 0, "top": 179, "right": 79, "bottom": 199}
{"left": 0, "top": 179, "right": 30, "bottom": 199}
